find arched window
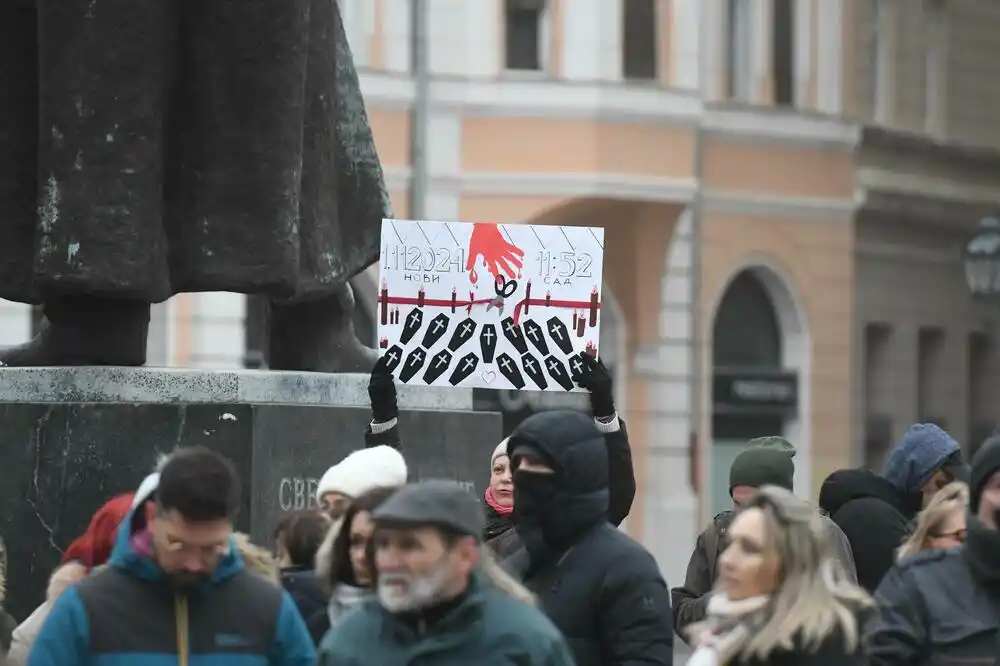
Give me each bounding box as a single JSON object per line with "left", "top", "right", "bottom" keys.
{"left": 713, "top": 270, "right": 782, "bottom": 369}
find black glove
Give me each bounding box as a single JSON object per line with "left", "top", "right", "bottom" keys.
{"left": 368, "top": 355, "right": 398, "bottom": 423}
{"left": 571, "top": 352, "right": 615, "bottom": 418}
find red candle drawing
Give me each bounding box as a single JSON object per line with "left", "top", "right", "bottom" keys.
{"left": 545, "top": 290, "right": 551, "bottom": 307}
{"left": 585, "top": 341, "right": 597, "bottom": 357}
{"left": 417, "top": 285, "right": 425, "bottom": 307}
{"left": 572, "top": 311, "right": 578, "bottom": 327}
{"left": 379, "top": 336, "right": 388, "bottom": 349}
{"left": 380, "top": 279, "right": 388, "bottom": 325}
{"left": 451, "top": 286, "right": 457, "bottom": 313}
{"left": 589, "top": 286, "right": 598, "bottom": 327}
{"left": 524, "top": 280, "right": 531, "bottom": 314}
{"left": 576, "top": 312, "right": 585, "bottom": 337}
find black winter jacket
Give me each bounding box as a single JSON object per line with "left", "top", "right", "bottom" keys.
{"left": 865, "top": 529, "right": 1000, "bottom": 666}
{"left": 501, "top": 411, "right": 672, "bottom": 666}
{"left": 279, "top": 567, "right": 327, "bottom": 642}
{"left": 818, "top": 468, "right": 918, "bottom": 592}
{"left": 487, "top": 417, "right": 635, "bottom": 560}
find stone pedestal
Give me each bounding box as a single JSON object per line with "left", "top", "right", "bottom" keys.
{"left": 0, "top": 368, "right": 501, "bottom": 620}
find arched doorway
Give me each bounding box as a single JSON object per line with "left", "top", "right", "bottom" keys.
{"left": 710, "top": 266, "right": 807, "bottom": 514}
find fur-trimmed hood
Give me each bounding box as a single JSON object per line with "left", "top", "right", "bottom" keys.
{"left": 232, "top": 533, "right": 280, "bottom": 585}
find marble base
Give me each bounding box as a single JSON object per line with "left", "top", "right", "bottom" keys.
{"left": 0, "top": 368, "right": 501, "bottom": 620}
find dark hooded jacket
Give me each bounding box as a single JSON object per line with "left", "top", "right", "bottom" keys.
{"left": 819, "top": 469, "right": 918, "bottom": 592}
{"left": 486, "top": 417, "right": 635, "bottom": 558}
{"left": 820, "top": 424, "right": 968, "bottom": 593}
{"left": 279, "top": 566, "right": 327, "bottom": 634}
{"left": 503, "top": 410, "right": 672, "bottom": 666}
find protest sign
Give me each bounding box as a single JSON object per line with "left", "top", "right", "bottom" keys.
{"left": 377, "top": 219, "right": 605, "bottom": 392}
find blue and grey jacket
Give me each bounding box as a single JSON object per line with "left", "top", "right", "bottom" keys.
{"left": 25, "top": 510, "right": 315, "bottom": 666}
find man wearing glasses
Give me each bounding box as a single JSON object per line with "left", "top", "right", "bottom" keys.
{"left": 26, "top": 447, "right": 315, "bottom": 666}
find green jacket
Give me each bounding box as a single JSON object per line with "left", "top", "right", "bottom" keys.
{"left": 317, "top": 573, "right": 574, "bottom": 666}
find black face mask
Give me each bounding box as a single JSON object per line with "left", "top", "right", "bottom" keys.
{"left": 513, "top": 470, "right": 559, "bottom": 524}
{"left": 963, "top": 508, "right": 1000, "bottom": 586}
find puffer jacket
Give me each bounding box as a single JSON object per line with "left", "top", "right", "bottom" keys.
{"left": 502, "top": 410, "right": 673, "bottom": 666}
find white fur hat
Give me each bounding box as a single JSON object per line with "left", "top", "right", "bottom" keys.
{"left": 492, "top": 438, "right": 510, "bottom": 465}
{"left": 316, "top": 445, "right": 407, "bottom": 503}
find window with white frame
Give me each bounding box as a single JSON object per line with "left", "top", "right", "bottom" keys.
{"left": 923, "top": 0, "right": 946, "bottom": 134}
{"left": 505, "top": 0, "right": 546, "bottom": 71}
{"left": 725, "top": 0, "right": 753, "bottom": 100}
{"left": 771, "top": 0, "right": 794, "bottom": 105}
{"left": 622, "top": 0, "right": 658, "bottom": 80}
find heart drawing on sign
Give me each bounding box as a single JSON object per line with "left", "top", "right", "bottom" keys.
{"left": 481, "top": 370, "right": 497, "bottom": 384}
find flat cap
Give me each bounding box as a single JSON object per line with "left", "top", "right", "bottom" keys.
{"left": 373, "top": 480, "right": 484, "bottom": 540}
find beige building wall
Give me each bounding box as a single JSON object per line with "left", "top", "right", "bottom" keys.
{"left": 844, "top": 0, "right": 1000, "bottom": 461}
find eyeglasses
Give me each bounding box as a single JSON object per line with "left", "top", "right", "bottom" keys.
{"left": 163, "top": 538, "right": 230, "bottom": 559}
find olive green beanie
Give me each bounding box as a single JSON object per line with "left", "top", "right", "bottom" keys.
{"left": 729, "top": 437, "right": 796, "bottom": 495}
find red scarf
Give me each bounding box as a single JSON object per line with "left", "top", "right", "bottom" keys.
{"left": 484, "top": 487, "right": 513, "bottom": 516}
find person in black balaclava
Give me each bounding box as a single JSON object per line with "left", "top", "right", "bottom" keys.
{"left": 503, "top": 410, "right": 673, "bottom": 666}
{"left": 865, "top": 435, "right": 1000, "bottom": 665}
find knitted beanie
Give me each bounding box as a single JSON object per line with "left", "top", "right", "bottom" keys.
{"left": 970, "top": 435, "right": 1000, "bottom": 513}
{"left": 491, "top": 438, "right": 510, "bottom": 465}
{"left": 746, "top": 436, "right": 796, "bottom": 456}
{"left": 729, "top": 445, "right": 795, "bottom": 494}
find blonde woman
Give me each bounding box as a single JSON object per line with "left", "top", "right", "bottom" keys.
{"left": 896, "top": 481, "right": 968, "bottom": 560}
{"left": 686, "top": 485, "right": 872, "bottom": 666}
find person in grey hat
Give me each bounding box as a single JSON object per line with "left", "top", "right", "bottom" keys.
{"left": 316, "top": 480, "right": 574, "bottom": 666}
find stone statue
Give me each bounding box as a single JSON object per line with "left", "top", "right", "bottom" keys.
{"left": 0, "top": 0, "right": 385, "bottom": 372}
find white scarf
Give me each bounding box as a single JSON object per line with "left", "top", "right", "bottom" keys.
{"left": 327, "top": 583, "right": 371, "bottom": 628}
{"left": 686, "top": 593, "right": 770, "bottom": 666}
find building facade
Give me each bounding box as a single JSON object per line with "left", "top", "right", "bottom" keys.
{"left": 3, "top": 0, "right": 1000, "bottom": 583}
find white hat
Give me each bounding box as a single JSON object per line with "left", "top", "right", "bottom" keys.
{"left": 316, "top": 445, "right": 407, "bottom": 503}
{"left": 491, "top": 438, "right": 510, "bottom": 465}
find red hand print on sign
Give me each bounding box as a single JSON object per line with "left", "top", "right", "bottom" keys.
{"left": 466, "top": 222, "right": 524, "bottom": 285}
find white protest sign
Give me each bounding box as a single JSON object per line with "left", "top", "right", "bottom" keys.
{"left": 376, "top": 219, "right": 605, "bottom": 391}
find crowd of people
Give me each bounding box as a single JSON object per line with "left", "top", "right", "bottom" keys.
{"left": 0, "top": 355, "right": 999, "bottom": 664}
